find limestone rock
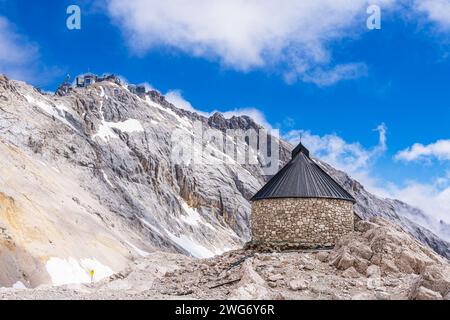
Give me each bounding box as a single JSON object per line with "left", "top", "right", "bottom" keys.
{"left": 375, "top": 291, "right": 391, "bottom": 300}
{"left": 228, "top": 284, "right": 271, "bottom": 300}
{"left": 349, "top": 243, "right": 373, "bottom": 261}
{"left": 351, "top": 292, "right": 376, "bottom": 300}
{"left": 301, "top": 263, "right": 316, "bottom": 271}
{"left": 353, "top": 257, "right": 370, "bottom": 275}
{"left": 267, "top": 274, "right": 284, "bottom": 282}
{"left": 315, "top": 251, "right": 330, "bottom": 262}
{"left": 416, "top": 264, "right": 450, "bottom": 296}
{"left": 411, "top": 286, "right": 442, "bottom": 300}
{"left": 228, "top": 260, "right": 271, "bottom": 300}
{"left": 355, "top": 220, "right": 378, "bottom": 233}
{"left": 331, "top": 250, "right": 355, "bottom": 271}
{"left": 327, "top": 217, "right": 448, "bottom": 296}
{"left": 367, "top": 278, "right": 383, "bottom": 290}
{"left": 366, "top": 265, "right": 381, "bottom": 278}
{"left": 288, "top": 279, "right": 309, "bottom": 291}
{"left": 342, "top": 267, "right": 361, "bottom": 279}
{"left": 379, "top": 259, "right": 400, "bottom": 275}
{"left": 1, "top": 226, "right": 450, "bottom": 300}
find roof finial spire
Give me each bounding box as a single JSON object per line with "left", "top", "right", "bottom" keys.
{"left": 292, "top": 138, "right": 310, "bottom": 159}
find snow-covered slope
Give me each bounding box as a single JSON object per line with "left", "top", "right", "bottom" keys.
{"left": 0, "top": 74, "right": 448, "bottom": 288}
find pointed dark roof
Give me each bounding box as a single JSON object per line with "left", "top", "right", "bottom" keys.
{"left": 251, "top": 143, "right": 356, "bottom": 202}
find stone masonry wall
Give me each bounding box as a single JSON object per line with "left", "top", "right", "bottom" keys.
{"left": 251, "top": 198, "right": 354, "bottom": 248}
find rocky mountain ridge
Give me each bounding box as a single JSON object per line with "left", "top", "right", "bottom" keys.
{"left": 0, "top": 74, "right": 448, "bottom": 290}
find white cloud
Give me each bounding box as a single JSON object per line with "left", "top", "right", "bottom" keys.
{"left": 415, "top": 0, "right": 450, "bottom": 30}
{"left": 392, "top": 137, "right": 450, "bottom": 234}
{"left": 286, "top": 62, "right": 369, "bottom": 86}
{"left": 0, "top": 16, "right": 39, "bottom": 81}
{"left": 105, "top": 0, "right": 395, "bottom": 85}
{"left": 284, "top": 124, "right": 391, "bottom": 200}
{"left": 284, "top": 123, "right": 387, "bottom": 177}
{"left": 140, "top": 82, "right": 155, "bottom": 92}
{"left": 165, "top": 89, "right": 272, "bottom": 129}
{"left": 165, "top": 90, "right": 207, "bottom": 115}
{"left": 389, "top": 180, "right": 450, "bottom": 224}
{"left": 0, "top": 16, "right": 62, "bottom": 85}
{"left": 103, "top": 0, "right": 450, "bottom": 84}
{"left": 395, "top": 139, "right": 450, "bottom": 162}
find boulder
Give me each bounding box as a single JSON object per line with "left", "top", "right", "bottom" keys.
{"left": 315, "top": 251, "right": 329, "bottom": 262}
{"left": 228, "top": 260, "right": 272, "bottom": 300}
{"left": 395, "top": 250, "right": 417, "bottom": 274}
{"left": 417, "top": 264, "right": 450, "bottom": 296}
{"left": 239, "top": 260, "right": 266, "bottom": 287}
{"left": 379, "top": 258, "right": 399, "bottom": 275}
{"left": 268, "top": 274, "right": 284, "bottom": 282}
{"left": 355, "top": 220, "right": 379, "bottom": 233}
{"left": 298, "top": 255, "right": 315, "bottom": 271}
{"left": 354, "top": 257, "right": 370, "bottom": 275}
{"left": 375, "top": 291, "right": 391, "bottom": 300}
{"left": 349, "top": 243, "right": 373, "bottom": 260}
{"left": 411, "top": 286, "right": 442, "bottom": 300}
{"left": 366, "top": 265, "right": 381, "bottom": 278}
{"left": 332, "top": 250, "right": 355, "bottom": 271}
{"left": 301, "top": 263, "right": 315, "bottom": 271}
{"left": 367, "top": 278, "right": 383, "bottom": 290}
{"left": 288, "top": 279, "right": 309, "bottom": 291}
{"left": 228, "top": 283, "right": 271, "bottom": 300}
{"left": 342, "top": 267, "right": 361, "bottom": 279}
{"left": 396, "top": 249, "right": 436, "bottom": 275}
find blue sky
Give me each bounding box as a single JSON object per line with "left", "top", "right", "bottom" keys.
{"left": 1, "top": 0, "right": 450, "bottom": 227}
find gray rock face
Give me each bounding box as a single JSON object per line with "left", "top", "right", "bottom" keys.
{"left": 316, "top": 161, "right": 450, "bottom": 259}
{"left": 0, "top": 75, "right": 255, "bottom": 264}
{"left": 410, "top": 286, "right": 443, "bottom": 300}
{"left": 0, "top": 74, "right": 448, "bottom": 287}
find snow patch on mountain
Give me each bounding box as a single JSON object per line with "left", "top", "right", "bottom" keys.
{"left": 93, "top": 100, "right": 144, "bottom": 142}
{"left": 45, "top": 257, "right": 114, "bottom": 286}
{"left": 101, "top": 170, "right": 115, "bottom": 188}
{"left": 163, "top": 229, "right": 215, "bottom": 258}
{"left": 24, "top": 94, "right": 77, "bottom": 131}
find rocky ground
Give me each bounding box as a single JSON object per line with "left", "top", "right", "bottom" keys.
{"left": 1, "top": 218, "right": 449, "bottom": 300}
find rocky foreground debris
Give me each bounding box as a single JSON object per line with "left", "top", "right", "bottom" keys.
{"left": 1, "top": 218, "right": 449, "bottom": 300}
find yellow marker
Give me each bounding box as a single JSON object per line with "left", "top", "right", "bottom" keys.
{"left": 89, "top": 270, "right": 95, "bottom": 284}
